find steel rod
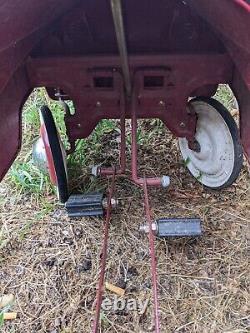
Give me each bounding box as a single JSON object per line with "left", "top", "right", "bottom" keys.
{"left": 110, "top": 0, "right": 131, "bottom": 96}
{"left": 92, "top": 170, "right": 116, "bottom": 332}
{"left": 143, "top": 179, "right": 161, "bottom": 332}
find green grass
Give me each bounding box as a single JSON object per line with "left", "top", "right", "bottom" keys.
{"left": 214, "top": 84, "right": 236, "bottom": 110}
{"left": 7, "top": 85, "right": 234, "bottom": 196}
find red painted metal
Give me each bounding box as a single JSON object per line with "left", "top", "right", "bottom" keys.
{"left": 92, "top": 169, "right": 116, "bottom": 333}
{"left": 189, "top": 0, "right": 250, "bottom": 55}
{"left": 131, "top": 73, "right": 162, "bottom": 186}
{"left": 232, "top": 69, "right": 250, "bottom": 164}
{"left": 143, "top": 179, "right": 161, "bottom": 332}
{"left": 0, "top": 0, "right": 249, "bottom": 182}
{"left": 26, "top": 54, "right": 232, "bottom": 141}
{"left": 0, "top": 68, "right": 31, "bottom": 184}
{"left": 0, "top": 3, "right": 249, "bottom": 331}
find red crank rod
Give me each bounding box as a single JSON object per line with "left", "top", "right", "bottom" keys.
{"left": 143, "top": 179, "right": 161, "bottom": 333}
{"left": 99, "top": 110, "right": 126, "bottom": 176}
{"left": 92, "top": 170, "right": 116, "bottom": 332}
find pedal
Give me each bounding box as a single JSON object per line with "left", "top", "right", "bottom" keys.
{"left": 65, "top": 192, "right": 119, "bottom": 218}
{"left": 140, "top": 218, "right": 202, "bottom": 237}
{"left": 65, "top": 192, "right": 104, "bottom": 217}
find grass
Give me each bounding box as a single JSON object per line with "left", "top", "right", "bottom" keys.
{"left": 0, "top": 85, "right": 249, "bottom": 333}
{"left": 214, "top": 85, "right": 237, "bottom": 110}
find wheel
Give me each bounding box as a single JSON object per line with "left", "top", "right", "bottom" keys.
{"left": 39, "top": 105, "right": 68, "bottom": 203}
{"left": 178, "top": 97, "right": 243, "bottom": 189}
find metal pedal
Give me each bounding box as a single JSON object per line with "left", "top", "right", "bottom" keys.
{"left": 140, "top": 218, "right": 202, "bottom": 237}
{"left": 65, "top": 192, "right": 104, "bottom": 217}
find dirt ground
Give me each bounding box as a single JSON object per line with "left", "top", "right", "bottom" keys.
{"left": 0, "top": 123, "right": 249, "bottom": 333}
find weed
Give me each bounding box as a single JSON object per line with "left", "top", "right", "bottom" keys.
{"left": 214, "top": 84, "right": 236, "bottom": 110}
{"left": 9, "top": 161, "right": 53, "bottom": 195}
{"left": 184, "top": 156, "right": 191, "bottom": 167}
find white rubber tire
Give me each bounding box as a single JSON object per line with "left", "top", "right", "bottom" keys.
{"left": 179, "top": 97, "right": 243, "bottom": 189}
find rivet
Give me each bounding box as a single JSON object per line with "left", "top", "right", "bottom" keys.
{"left": 180, "top": 122, "right": 186, "bottom": 128}
{"left": 96, "top": 101, "right": 101, "bottom": 107}
{"left": 159, "top": 100, "right": 165, "bottom": 106}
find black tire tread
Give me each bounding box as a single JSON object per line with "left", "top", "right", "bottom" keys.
{"left": 40, "top": 105, "right": 68, "bottom": 203}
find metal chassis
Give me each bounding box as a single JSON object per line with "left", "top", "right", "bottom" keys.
{"left": 27, "top": 53, "right": 232, "bottom": 143}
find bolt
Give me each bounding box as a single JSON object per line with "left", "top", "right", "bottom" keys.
{"left": 91, "top": 165, "right": 101, "bottom": 177}
{"left": 159, "top": 100, "right": 165, "bottom": 107}
{"left": 96, "top": 101, "right": 101, "bottom": 107}
{"left": 77, "top": 123, "right": 81, "bottom": 128}
{"left": 139, "top": 223, "right": 157, "bottom": 234}
{"left": 180, "top": 122, "right": 186, "bottom": 128}
{"left": 161, "top": 175, "right": 170, "bottom": 188}
{"left": 102, "top": 197, "right": 119, "bottom": 210}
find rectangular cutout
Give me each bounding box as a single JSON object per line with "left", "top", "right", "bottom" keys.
{"left": 144, "top": 76, "right": 164, "bottom": 88}
{"left": 94, "top": 76, "right": 113, "bottom": 88}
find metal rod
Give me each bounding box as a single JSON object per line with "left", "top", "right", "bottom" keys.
{"left": 110, "top": 0, "right": 131, "bottom": 96}
{"left": 92, "top": 169, "right": 116, "bottom": 333}
{"left": 143, "top": 179, "right": 161, "bottom": 332}
{"left": 119, "top": 104, "right": 126, "bottom": 173}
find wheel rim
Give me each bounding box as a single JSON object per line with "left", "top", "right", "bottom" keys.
{"left": 39, "top": 107, "right": 68, "bottom": 202}
{"left": 179, "top": 101, "right": 235, "bottom": 188}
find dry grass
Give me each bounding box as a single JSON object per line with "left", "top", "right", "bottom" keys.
{"left": 0, "top": 93, "right": 249, "bottom": 332}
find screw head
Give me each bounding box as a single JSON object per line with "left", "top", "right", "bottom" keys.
{"left": 91, "top": 165, "right": 100, "bottom": 177}
{"left": 161, "top": 175, "right": 170, "bottom": 188}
